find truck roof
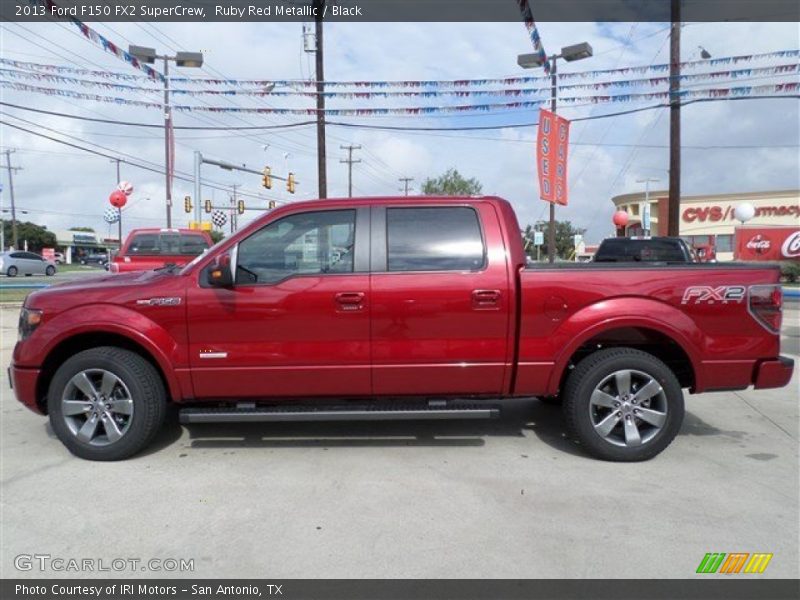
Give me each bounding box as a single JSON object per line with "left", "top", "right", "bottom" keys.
{"left": 282, "top": 195, "right": 507, "bottom": 209}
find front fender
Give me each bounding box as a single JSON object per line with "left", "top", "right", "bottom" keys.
{"left": 14, "top": 304, "right": 185, "bottom": 401}
{"left": 546, "top": 297, "right": 704, "bottom": 394}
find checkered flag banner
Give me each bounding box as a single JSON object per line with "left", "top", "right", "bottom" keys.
{"left": 103, "top": 206, "right": 120, "bottom": 224}
{"left": 211, "top": 209, "right": 227, "bottom": 228}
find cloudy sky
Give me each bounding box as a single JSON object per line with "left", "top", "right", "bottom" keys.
{"left": 0, "top": 18, "right": 798, "bottom": 242}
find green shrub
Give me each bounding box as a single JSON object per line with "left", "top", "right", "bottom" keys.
{"left": 780, "top": 261, "right": 800, "bottom": 283}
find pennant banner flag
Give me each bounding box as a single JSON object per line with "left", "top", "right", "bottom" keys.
{"left": 3, "top": 79, "right": 797, "bottom": 115}
{"left": 1, "top": 50, "right": 796, "bottom": 89}
{"left": 537, "top": 109, "right": 571, "bottom": 205}
{"left": 517, "top": 0, "right": 550, "bottom": 75}
{"left": 1, "top": 64, "right": 796, "bottom": 98}
{"left": 27, "top": 0, "right": 164, "bottom": 81}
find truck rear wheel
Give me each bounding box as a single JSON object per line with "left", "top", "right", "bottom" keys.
{"left": 47, "top": 347, "right": 166, "bottom": 461}
{"left": 563, "top": 348, "right": 684, "bottom": 462}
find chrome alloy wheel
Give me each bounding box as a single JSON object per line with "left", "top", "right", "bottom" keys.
{"left": 589, "top": 369, "right": 667, "bottom": 448}
{"left": 61, "top": 369, "right": 134, "bottom": 446}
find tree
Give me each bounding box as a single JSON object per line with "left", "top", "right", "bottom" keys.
{"left": 524, "top": 220, "right": 586, "bottom": 261}
{"left": 69, "top": 226, "right": 95, "bottom": 232}
{"left": 2, "top": 221, "right": 57, "bottom": 252}
{"left": 209, "top": 230, "right": 225, "bottom": 244}
{"left": 421, "top": 168, "right": 483, "bottom": 196}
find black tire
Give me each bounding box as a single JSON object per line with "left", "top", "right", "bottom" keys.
{"left": 7, "top": 266, "right": 18, "bottom": 277}
{"left": 80, "top": 259, "right": 87, "bottom": 265}
{"left": 563, "top": 348, "right": 684, "bottom": 462}
{"left": 47, "top": 347, "right": 166, "bottom": 461}
{"left": 45, "top": 265, "right": 56, "bottom": 276}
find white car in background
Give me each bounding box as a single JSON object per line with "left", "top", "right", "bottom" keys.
{"left": 0, "top": 251, "right": 57, "bottom": 277}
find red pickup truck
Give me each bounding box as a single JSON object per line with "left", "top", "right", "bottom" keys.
{"left": 10, "top": 196, "right": 793, "bottom": 461}
{"left": 109, "top": 228, "right": 213, "bottom": 273}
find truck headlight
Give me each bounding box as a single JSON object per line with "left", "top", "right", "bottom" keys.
{"left": 18, "top": 307, "right": 43, "bottom": 340}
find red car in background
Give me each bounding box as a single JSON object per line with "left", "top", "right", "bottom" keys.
{"left": 110, "top": 228, "right": 213, "bottom": 273}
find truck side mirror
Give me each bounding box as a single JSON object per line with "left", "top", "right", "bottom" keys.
{"left": 206, "top": 253, "right": 234, "bottom": 287}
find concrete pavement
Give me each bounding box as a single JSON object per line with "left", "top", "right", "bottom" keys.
{"left": 0, "top": 304, "right": 797, "bottom": 579}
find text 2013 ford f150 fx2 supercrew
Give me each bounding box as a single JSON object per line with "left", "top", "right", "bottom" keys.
{"left": 9, "top": 196, "right": 794, "bottom": 461}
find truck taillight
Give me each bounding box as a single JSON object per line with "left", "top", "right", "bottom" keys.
{"left": 748, "top": 284, "right": 782, "bottom": 333}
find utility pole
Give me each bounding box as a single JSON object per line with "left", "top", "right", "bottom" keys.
{"left": 340, "top": 144, "right": 361, "bottom": 197}
{"left": 668, "top": 0, "right": 681, "bottom": 237}
{"left": 399, "top": 177, "right": 414, "bottom": 196}
{"left": 163, "top": 56, "right": 174, "bottom": 228}
{"left": 313, "top": 0, "right": 327, "bottom": 198}
{"left": 111, "top": 158, "right": 123, "bottom": 247}
{"left": 548, "top": 56, "right": 557, "bottom": 263}
{"left": 230, "top": 185, "right": 239, "bottom": 234}
{"left": 2, "top": 149, "right": 20, "bottom": 249}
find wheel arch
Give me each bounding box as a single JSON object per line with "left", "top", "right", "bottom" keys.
{"left": 36, "top": 330, "right": 181, "bottom": 414}
{"left": 549, "top": 316, "right": 701, "bottom": 396}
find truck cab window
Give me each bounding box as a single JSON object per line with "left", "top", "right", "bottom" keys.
{"left": 386, "top": 207, "right": 485, "bottom": 272}
{"left": 236, "top": 210, "right": 356, "bottom": 284}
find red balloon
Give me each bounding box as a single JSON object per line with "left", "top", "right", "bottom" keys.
{"left": 612, "top": 210, "right": 629, "bottom": 227}
{"left": 109, "top": 189, "right": 128, "bottom": 209}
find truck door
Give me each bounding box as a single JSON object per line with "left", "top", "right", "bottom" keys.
{"left": 369, "top": 203, "right": 512, "bottom": 396}
{"left": 186, "top": 207, "right": 371, "bottom": 399}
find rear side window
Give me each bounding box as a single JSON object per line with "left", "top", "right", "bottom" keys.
{"left": 386, "top": 207, "right": 485, "bottom": 272}
{"left": 126, "top": 233, "right": 210, "bottom": 256}
{"left": 595, "top": 239, "right": 686, "bottom": 262}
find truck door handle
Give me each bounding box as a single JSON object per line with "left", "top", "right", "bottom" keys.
{"left": 472, "top": 289, "right": 501, "bottom": 309}
{"left": 335, "top": 292, "right": 365, "bottom": 310}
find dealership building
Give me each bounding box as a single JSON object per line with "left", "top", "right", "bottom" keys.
{"left": 611, "top": 189, "right": 800, "bottom": 261}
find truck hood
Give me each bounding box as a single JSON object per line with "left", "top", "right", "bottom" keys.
{"left": 25, "top": 269, "right": 181, "bottom": 309}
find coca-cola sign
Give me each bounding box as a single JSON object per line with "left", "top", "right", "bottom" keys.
{"left": 745, "top": 234, "right": 771, "bottom": 254}
{"left": 781, "top": 231, "right": 800, "bottom": 258}
{"left": 735, "top": 227, "right": 800, "bottom": 261}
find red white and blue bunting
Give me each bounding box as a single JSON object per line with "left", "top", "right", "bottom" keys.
{"left": 3, "top": 79, "right": 797, "bottom": 115}
{"left": 1, "top": 64, "right": 796, "bottom": 98}
{"left": 1, "top": 50, "right": 796, "bottom": 89}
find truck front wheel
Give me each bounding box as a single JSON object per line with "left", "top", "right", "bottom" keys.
{"left": 563, "top": 348, "right": 684, "bottom": 462}
{"left": 47, "top": 347, "right": 166, "bottom": 461}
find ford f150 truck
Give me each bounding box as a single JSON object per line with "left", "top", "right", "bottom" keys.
{"left": 9, "top": 196, "right": 793, "bottom": 461}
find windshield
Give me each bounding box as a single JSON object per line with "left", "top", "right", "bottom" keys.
{"left": 595, "top": 239, "right": 687, "bottom": 262}
{"left": 179, "top": 235, "right": 225, "bottom": 275}
{"left": 125, "top": 232, "right": 210, "bottom": 256}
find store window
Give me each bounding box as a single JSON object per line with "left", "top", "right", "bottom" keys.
{"left": 715, "top": 234, "right": 733, "bottom": 253}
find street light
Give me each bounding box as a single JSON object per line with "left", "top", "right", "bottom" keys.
{"left": 129, "top": 44, "right": 204, "bottom": 229}
{"left": 518, "top": 41, "right": 593, "bottom": 263}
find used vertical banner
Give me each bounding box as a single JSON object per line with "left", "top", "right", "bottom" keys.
{"left": 537, "top": 109, "right": 571, "bottom": 205}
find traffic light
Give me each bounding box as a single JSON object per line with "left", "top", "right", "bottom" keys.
{"left": 262, "top": 166, "right": 272, "bottom": 189}
{"left": 184, "top": 195, "right": 193, "bottom": 213}
{"left": 287, "top": 172, "right": 296, "bottom": 194}
{"left": 268, "top": 200, "right": 276, "bottom": 209}
{"left": 204, "top": 199, "right": 212, "bottom": 214}
{"left": 237, "top": 200, "right": 245, "bottom": 215}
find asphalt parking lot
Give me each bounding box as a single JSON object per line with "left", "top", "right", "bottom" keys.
{"left": 0, "top": 302, "right": 797, "bottom": 580}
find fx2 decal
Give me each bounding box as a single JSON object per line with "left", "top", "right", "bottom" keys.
{"left": 682, "top": 285, "right": 746, "bottom": 305}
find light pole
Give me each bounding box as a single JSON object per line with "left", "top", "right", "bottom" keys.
{"left": 129, "top": 45, "right": 203, "bottom": 229}
{"left": 518, "top": 41, "right": 592, "bottom": 263}
{"left": 636, "top": 178, "right": 660, "bottom": 237}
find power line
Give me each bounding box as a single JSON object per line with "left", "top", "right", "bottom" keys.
{"left": 0, "top": 120, "right": 282, "bottom": 205}
{"left": 3, "top": 94, "right": 797, "bottom": 134}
